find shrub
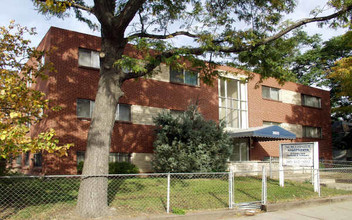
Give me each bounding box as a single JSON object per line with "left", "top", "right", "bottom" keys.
{"left": 109, "top": 162, "right": 139, "bottom": 174}
{"left": 152, "top": 105, "right": 232, "bottom": 173}
{"left": 77, "top": 161, "right": 139, "bottom": 174}
{"left": 77, "top": 161, "right": 84, "bottom": 174}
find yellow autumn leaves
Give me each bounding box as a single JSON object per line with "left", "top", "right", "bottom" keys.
{"left": 0, "top": 22, "right": 72, "bottom": 159}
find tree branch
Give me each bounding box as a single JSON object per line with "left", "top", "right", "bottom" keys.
{"left": 36, "top": 0, "right": 93, "bottom": 13}
{"left": 128, "top": 4, "right": 352, "bottom": 55}
{"left": 112, "top": 0, "right": 146, "bottom": 35}
{"left": 128, "top": 31, "right": 198, "bottom": 39}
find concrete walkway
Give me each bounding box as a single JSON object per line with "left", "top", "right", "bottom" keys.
{"left": 234, "top": 200, "right": 352, "bottom": 220}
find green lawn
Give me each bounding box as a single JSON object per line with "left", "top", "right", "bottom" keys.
{"left": 1, "top": 175, "right": 351, "bottom": 219}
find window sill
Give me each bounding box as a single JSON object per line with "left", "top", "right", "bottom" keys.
{"left": 262, "top": 98, "right": 282, "bottom": 103}
{"left": 78, "top": 117, "right": 132, "bottom": 124}
{"left": 78, "top": 65, "right": 100, "bottom": 71}
{"left": 169, "top": 81, "right": 200, "bottom": 88}
{"left": 115, "top": 120, "right": 132, "bottom": 124}
{"left": 301, "top": 105, "right": 322, "bottom": 110}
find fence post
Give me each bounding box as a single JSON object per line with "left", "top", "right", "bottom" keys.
{"left": 317, "top": 168, "right": 321, "bottom": 197}
{"left": 269, "top": 156, "right": 272, "bottom": 179}
{"left": 261, "top": 166, "right": 267, "bottom": 205}
{"left": 229, "top": 169, "right": 234, "bottom": 209}
{"left": 167, "top": 173, "right": 170, "bottom": 213}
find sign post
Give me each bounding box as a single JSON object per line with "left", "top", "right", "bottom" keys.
{"left": 279, "top": 142, "right": 319, "bottom": 192}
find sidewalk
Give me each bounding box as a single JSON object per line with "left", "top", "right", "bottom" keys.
{"left": 234, "top": 200, "right": 352, "bottom": 220}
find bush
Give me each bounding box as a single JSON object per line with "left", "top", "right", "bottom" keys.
{"left": 77, "top": 161, "right": 84, "bottom": 174}
{"left": 77, "top": 161, "right": 139, "bottom": 174}
{"left": 109, "top": 162, "right": 139, "bottom": 174}
{"left": 152, "top": 105, "right": 232, "bottom": 173}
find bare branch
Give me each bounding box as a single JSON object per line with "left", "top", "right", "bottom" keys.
{"left": 128, "top": 31, "right": 198, "bottom": 39}
{"left": 112, "top": 0, "right": 146, "bottom": 35}
{"left": 186, "top": 4, "right": 352, "bottom": 54}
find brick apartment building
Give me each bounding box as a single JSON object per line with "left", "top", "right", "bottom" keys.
{"left": 13, "top": 27, "right": 332, "bottom": 174}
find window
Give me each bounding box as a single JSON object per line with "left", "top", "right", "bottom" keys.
{"left": 77, "top": 99, "right": 94, "bottom": 118}
{"left": 229, "top": 139, "right": 249, "bottom": 162}
{"left": 76, "top": 151, "right": 85, "bottom": 164}
{"left": 170, "top": 67, "right": 198, "bottom": 86}
{"left": 109, "top": 153, "right": 131, "bottom": 163}
{"left": 115, "top": 104, "right": 131, "bottom": 122}
{"left": 78, "top": 48, "right": 100, "bottom": 69}
{"left": 302, "top": 94, "right": 321, "bottom": 108}
{"left": 263, "top": 121, "right": 281, "bottom": 126}
{"left": 16, "top": 154, "right": 22, "bottom": 166}
{"left": 262, "top": 86, "right": 280, "bottom": 101}
{"left": 219, "top": 77, "right": 248, "bottom": 129}
{"left": 25, "top": 152, "right": 30, "bottom": 166}
{"left": 77, "top": 99, "right": 131, "bottom": 122}
{"left": 33, "top": 153, "right": 42, "bottom": 167}
{"left": 303, "top": 126, "right": 322, "bottom": 138}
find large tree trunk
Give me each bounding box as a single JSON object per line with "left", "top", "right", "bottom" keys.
{"left": 76, "top": 37, "right": 125, "bottom": 218}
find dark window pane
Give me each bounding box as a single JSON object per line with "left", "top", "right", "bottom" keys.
{"left": 116, "top": 104, "right": 131, "bottom": 122}
{"left": 25, "top": 152, "right": 30, "bottom": 166}
{"left": 77, "top": 99, "right": 91, "bottom": 118}
{"left": 170, "top": 68, "right": 184, "bottom": 83}
{"left": 262, "top": 86, "right": 270, "bottom": 99}
{"left": 185, "top": 71, "right": 198, "bottom": 85}
{"left": 34, "top": 153, "right": 42, "bottom": 167}
{"left": 16, "top": 154, "right": 22, "bottom": 165}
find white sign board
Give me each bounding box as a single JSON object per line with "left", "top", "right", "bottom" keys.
{"left": 281, "top": 143, "right": 314, "bottom": 167}
{"left": 279, "top": 142, "right": 319, "bottom": 194}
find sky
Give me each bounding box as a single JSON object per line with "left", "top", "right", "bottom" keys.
{"left": 0, "top": 0, "right": 348, "bottom": 47}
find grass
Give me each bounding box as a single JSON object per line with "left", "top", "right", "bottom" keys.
{"left": 1, "top": 175, "right": 352, "bottom": 219}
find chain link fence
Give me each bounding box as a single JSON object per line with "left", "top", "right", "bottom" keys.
{"left": 1, "top": 167, "right": 352, "bottom": 219}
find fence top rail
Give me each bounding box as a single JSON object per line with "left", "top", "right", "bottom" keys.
{"left": 0, "top": 172, "right": 230, "bottom": 179}
{"left": 2, "top": 167, "right": 351, "bottom": 179}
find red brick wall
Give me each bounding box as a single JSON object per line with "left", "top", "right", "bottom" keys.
{"left": 248, "top": 74, "right": 332, "bottom": 160}
{"left": 28, "top": 27, "right": 332, "bottom": 174}
{"left": 31, "top": 27, "right": 218, "bottom": 174}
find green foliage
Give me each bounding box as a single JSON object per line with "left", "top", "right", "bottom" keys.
{"left": 77, "top": 161, "right": 84, "bottom": 174}
{"left": 108, "top": 162, "right": 139, "bottom": 174}
{"left": 290, "top": 31, "right": 352, "bottom": 120}
{"left": 77, "top": 161, "right": 139, "bottom": 174}
{"left": 172, "top": 207, "right": 186, "bottom": 215}
{"left": 152, "top": 105, "right": 232, "bottom": 173}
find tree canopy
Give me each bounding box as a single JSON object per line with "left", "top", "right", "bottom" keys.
{"left": 289, "top": 31, "right": 352, "bottom": 120}
{"left": 0, "top": 22, "right": 72, "bottom": 158}
{"left": 32, "top": 0, "right": 352, "bottom": 82}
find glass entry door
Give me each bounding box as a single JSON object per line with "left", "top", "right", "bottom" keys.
{"left": 229, "top": 138, "right": 249, "bottom": 162}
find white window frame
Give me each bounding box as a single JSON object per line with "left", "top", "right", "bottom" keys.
{"left": 262, "top": 86, "right": 280, "bottom": 101}
{"left": 78, "top": 48, "right": 100, "bottom": 69}
{"left": 170, "top": 67, "right": 199, "bottom": 86}
{"left": 218, "top": 77, "right": 248, "bottom": 129}
{"left": 301, "top": 94, "right": 321, "bottom": 108}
